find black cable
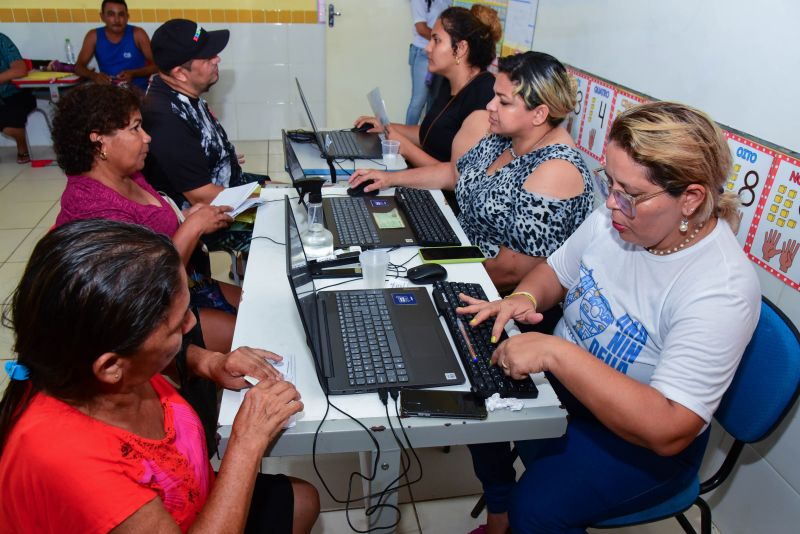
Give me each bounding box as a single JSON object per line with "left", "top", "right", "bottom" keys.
{"left": 248, "top": 235, "right": 285, "bottom": 246}
{"left": 286, "top": 129, "right": 316, "bottom": 143}
{"left": 315, "top": 277, "right": 361, "bottom": 291}
{"left": 312, "top": 396, "right": 406, "bottom": 533}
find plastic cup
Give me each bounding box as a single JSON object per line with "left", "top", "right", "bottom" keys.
{"left": 381, "top": 140, "right": 401, "bottom": 170}
{"left": 360, "top": 250, "right": 389, "bottom": 288}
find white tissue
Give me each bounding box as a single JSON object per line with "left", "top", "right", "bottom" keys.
{"left": 484, "top": 393, "right": 524, "bottom": 412}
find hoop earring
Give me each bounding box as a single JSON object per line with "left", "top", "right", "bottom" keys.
{"left": 679, "top": 218, "right": 689, "bottom": 233}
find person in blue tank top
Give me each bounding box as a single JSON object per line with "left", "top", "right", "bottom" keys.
{"left": 75, "top": 0, "right": 157, "bottom": 92}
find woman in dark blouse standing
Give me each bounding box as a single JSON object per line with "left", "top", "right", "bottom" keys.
{"left": 355, "top": 5, "right": 502, "bottom": 167}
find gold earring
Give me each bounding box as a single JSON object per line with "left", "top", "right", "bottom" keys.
{"left": 456, "top": 56, "right": 461, "bottom": 65}
{"left": 99, "top": 150, "right": 108, "bottom": 161}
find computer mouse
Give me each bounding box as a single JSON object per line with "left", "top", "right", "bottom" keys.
{"left": 352, "top": 122, "right": 375, "bottom": 133}
{"left": 347, "top": 179, "right": 380, "bottom": 197}
{"left": 407, "top": 263, "right": 448, "bottom": 284}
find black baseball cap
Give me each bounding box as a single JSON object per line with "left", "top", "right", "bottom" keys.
{"left": 151, "top": 19, "right": 230, "bottom": 72}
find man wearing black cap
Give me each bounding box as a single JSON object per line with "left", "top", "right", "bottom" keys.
{"left": 142, "top": 18, "right": 265, "bottom": 209}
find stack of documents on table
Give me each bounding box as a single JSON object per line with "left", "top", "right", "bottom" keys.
{"left": 211, "top": 182, "right": 264, "bottom": 217}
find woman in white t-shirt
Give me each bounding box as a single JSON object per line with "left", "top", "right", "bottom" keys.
{"left": 461, "top": 101, "right": 761, "bottom": 534}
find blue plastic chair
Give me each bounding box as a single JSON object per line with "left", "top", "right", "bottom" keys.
{"left": 594, "top": 297, "right": 800, "bottom": 534}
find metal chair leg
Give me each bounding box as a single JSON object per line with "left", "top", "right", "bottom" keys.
{"left": 676, "top": 511, "right": 697, "bottom": 534}
{"left": 470, "top": 494, "right": 486, "bottom": 519}
{"left": 229, "top": 250, "right": 240, "bottom": 285}
{"left": 696, "top": 498, "right": 712, "bottom": 534}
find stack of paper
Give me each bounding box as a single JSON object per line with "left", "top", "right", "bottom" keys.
{"left": 211, "top": 182, "right": 264, "bottom": 217}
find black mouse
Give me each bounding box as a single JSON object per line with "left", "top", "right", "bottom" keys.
{"left": 352, "top": 122, "right": 375, "bottom": 133}
{"left": 407, "top": 263, "right": 448, "bottom": 284}
{"left": 347, "top": 179, "right": 379, "bottom": 197}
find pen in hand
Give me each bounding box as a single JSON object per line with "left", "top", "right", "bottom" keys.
{"left": 457, "top": 319, "right": 479, "bottom": 363}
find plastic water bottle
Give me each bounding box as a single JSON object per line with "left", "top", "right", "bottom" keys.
{"left": 301, "top": 193, "right": 333, "bottom": 259}
{"left": 64, "top": 39, "right": 75, "bottom": 64}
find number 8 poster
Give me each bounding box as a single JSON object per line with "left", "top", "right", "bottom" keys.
{"left": 747, "top": 154, "right": 800, "bottom": 290}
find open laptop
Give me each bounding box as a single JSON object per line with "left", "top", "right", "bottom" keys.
{"left": 282, "top": 132, "right": 433, "bottom": 249}
{"left": 295, "top": 78, "right": 383, "bottom": 160}
{"left": 285, "top": 196, "right": 465, "bottom": 395}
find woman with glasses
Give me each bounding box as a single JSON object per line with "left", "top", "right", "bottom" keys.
{"left": 460, "top": 101, "right": 761, "bottom": 534}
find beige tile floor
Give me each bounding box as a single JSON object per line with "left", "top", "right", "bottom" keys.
{"left": 0, "top": 143, "right": 717, "bottom": 533}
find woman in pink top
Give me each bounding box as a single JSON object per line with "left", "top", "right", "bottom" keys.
{"left": 52, "top": 83, "right": 238, "bottom": 354}
{"left": 0, "top": 220, "right": 319, "bottom": 532}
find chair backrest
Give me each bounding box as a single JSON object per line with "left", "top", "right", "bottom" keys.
{"left": 714, "top": 297, "right": 800, "bottom": 443}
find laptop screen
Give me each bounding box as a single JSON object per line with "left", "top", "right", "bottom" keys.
{"left": 284, "top": 196, "right": 321, "bottom": 354}
{"left": 282, "top": 130, "right": 306, "bottom": 183}
{"left": 294, "top": 78, "right": 326, "bottom": 151}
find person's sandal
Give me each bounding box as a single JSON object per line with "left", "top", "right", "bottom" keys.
{"left": 17, "top": 152, "right": 31, "bottom": 164}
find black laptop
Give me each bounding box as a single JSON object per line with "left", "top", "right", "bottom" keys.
{"left": 284, "top": 196, "right": 465, "bottom": 395}
{"left": 295, "top": 77, "right": 383, "bottom": 160}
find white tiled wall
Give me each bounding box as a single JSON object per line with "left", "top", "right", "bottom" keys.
{"left": 0, "top": 22, "right": 325, "bottom": 146}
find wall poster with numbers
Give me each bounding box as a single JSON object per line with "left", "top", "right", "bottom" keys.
{"left": 746, "top": 154, "right": 800, "bottom": 290}
{"left": 564, "top": 68, "right": 590, "bottom": 143}
{"left": 723, "top": 132, "right": 777, "bottom": 249}
{"left": 608, "top": 90, "right": 646, "bottom": 132}
{"left": 578, "top": 78, "right": 615, "bottom": 163}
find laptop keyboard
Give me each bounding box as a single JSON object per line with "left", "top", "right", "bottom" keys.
{"left": 395, "top": 188, "right": 461, "bottom": 247}
{"left": 432, "top": 281, "right": 539, "bottom": 398}
{"left": 336, "top": 290, "right": 409, "bottom": 387}
{"left": 328, "top": 197, "right": 381, "bottom": 246}
{"left": 326, "top": 130, "right": 361, "bottom": 158}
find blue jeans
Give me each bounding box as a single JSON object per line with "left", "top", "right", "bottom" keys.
{"left": 405, "top": 44, "right": 430, "bottom": 125}
{"left": 469, "top": 413, "right": 710, "bottom": 534}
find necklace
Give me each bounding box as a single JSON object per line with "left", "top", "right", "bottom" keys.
{"left": 421, "top": 71, "right": 486, "bottom": 150}
{"left": 508, "top": 126, "right": 556, "bottom": 160}
{"left": 646, "top": 223, "right": 704, "bottom": 255}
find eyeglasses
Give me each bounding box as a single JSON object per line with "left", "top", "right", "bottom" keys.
{"left": 593, "top": 168, "right": 671, "bottom": 219}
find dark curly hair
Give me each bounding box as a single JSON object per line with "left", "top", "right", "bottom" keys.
{"left": 51, "top": 84, "right": 141, "bottom": 175}
{"left": 439, "top": 5, "right": 502, "bottom": 71}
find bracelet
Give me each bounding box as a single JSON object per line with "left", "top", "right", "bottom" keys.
{"left": 505, "top": 291, "right": 537, "bottom": 311}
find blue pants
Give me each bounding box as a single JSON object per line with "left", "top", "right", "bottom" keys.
{"left": 405, "top": 44, "right": 430, "bottom": 125}
{"left": 469, "top": 416, "right": 710, "bottom": 533}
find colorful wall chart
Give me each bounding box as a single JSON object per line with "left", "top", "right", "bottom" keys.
{"left": 564, "top": 67, "right": 590, "bottom": 143}
{"left": 577, "top": 78, "right": 616, "bottom": 163}
{"left": 747, "top": 154, "right": 800, "bottom": 290}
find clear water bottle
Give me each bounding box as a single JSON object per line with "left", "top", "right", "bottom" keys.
{"left": 64, "top": 39, "right": 75, "bottom": 64}
{"left": 301, "top": 192, "right": 333, "bottom": 259}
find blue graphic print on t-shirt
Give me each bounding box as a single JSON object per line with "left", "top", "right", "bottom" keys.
{"left": 564, "top": 262, "right": 650, "bottom": 374}
{"left": 565, "top": 262, "right": 614, "bottom": 340}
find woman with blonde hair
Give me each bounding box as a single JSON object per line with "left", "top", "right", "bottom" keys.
{"left": 352, "top": 51, "right": 594, "bottom": 296}
{"left": 355, "top": 5, "right": 502, "bottom": 168}
{"left": 462, "top": 101, "right": 760, "bottom": 533}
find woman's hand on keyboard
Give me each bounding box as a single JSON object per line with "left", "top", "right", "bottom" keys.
{"left": 349, "top": 168, "right": 394, "bottom": 193}
{"left": 492, "top": 332, "right": 556, "bottom": 380}
{"left": 457, "top": 293, "right": 544, "bottom": 344}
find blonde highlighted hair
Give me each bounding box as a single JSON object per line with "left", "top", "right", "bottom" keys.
{"left": 497, "top": 51, "right": 576, "bottom": 127}
{"left": 608, "top": 101, "right": 740, "bottom": 231}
